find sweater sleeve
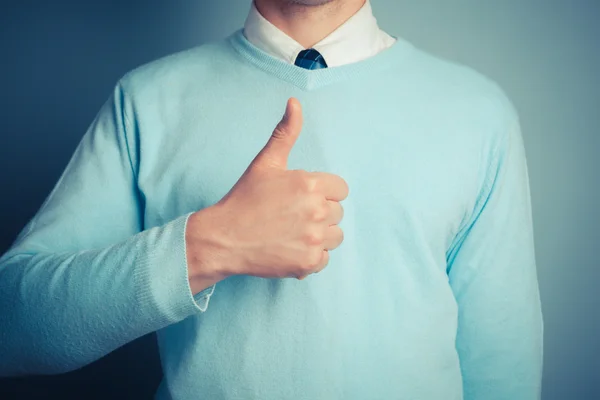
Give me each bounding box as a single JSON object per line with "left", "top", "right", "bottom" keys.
{"left": 446, "top": 110, "right": 543, "bottom": 399}
{"left": 0, "top": 82, "right": 215, "bottom": 377}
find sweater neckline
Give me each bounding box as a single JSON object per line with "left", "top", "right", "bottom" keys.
{"left": 226, "top": 28, "right": 415, "bottom": 91}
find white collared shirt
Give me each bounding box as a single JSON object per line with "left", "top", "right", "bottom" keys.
{"left": 243, "top": 0, "right": 396, "bottom": 68}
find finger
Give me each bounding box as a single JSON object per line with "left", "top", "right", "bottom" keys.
{"left": 326, "top": 200, "right": 344, "bottom": 226}
{"left": 313, "top": 249, "right": 330, "bottom": 273}
{"left": 308, "top": 171, "right": 349, "bottom": 202}
{"left": 297, "top": 250, "right": 330, "bottom": 280}
{"left": 323, "top": 225, "right": 344, "bottom": 250}
{"left": 251, "top": 97, "right": 303, "bottom": 171}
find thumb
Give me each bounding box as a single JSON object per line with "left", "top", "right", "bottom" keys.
{"left": 252, "top": 97, "right": 303, "bottom": 170}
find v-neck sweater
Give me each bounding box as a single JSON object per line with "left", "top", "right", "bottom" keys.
{"left": 0, "top": 28, "right": 543, "bottom": 400}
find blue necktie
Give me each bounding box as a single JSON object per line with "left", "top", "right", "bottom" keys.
{"left": 294, "top": 48, "right": 328, "bottom": 70}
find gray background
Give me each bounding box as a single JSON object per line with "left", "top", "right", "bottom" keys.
{"left": 0, "top": 0, "right": 598, "bottom": 399}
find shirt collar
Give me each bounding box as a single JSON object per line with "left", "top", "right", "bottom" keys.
{"left": 243, "top": 0, "right": 389, "bottom": 68}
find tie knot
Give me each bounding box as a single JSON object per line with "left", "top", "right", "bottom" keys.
{"left": 294, "top": 48, "right": 328, "bottom": 70}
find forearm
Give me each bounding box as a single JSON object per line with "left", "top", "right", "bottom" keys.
{"left": 0, "top": 213, "right": 202, "bottom": 377}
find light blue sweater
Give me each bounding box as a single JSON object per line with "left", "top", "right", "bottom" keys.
{"left": 0, "top": 29, "right": 543, "bottom": 399}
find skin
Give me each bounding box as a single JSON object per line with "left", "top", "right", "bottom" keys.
{"left": 184, "top": 1, "right": 362, "bottom": 294}
{"left": 254, "top": 0, "right": 366, "bottom": 48}
{"left": 186, "top": 99, "right": 348, "bottom": 293}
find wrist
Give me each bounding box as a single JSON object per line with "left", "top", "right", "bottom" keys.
{"left": 185, "top": 206, "right": 234, "bottom": 294}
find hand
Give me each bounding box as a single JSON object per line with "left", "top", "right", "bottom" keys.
{"left": 207, "top": 97, "right": 349, "bottom": 280}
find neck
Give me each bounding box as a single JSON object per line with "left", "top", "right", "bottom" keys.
{"left": 253, "top": 0, "right": 366, "bottom": 48}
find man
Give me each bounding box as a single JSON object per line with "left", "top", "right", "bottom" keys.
{"left": 0, "top": 0, "right": 543, "bottom": 399}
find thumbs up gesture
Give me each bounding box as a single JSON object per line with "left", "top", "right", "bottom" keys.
{"left": 195, "top": 97, "right": 349, "bottom": 281}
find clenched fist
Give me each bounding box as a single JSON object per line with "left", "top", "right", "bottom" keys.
{"left": 186, "top": 97, "right": 349, "bottom": 292}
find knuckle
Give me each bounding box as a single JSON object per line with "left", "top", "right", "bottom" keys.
{"left": 315, "top": 251, "right": 329, "bottom": 273}
{"left": 336, "top": 226, "right": 344, "bottom": 243}
{"left": 304, "top": 229, "right": 324, "bottom": 245}
{"left": 337, "top": 177, "right": 349, "bottom": 199}
{"left": 306, "top": 250, "right": 323, "bottom": 269}
{"left": 301, "top": 174, "right": 319, "bottom": 193}
{"left": 272, "top": 124, "right": 288, "bottom": 139}
{"left": 309, "top": 198, "right": 328, "bottom": 222}
{"left": 326, "top": 227, "right": 343, "bottom": 250}
{"left": 298, "top": 263, "right": 312, "bottom": 275}
{"left": 337, "top": 203, "right": 344, "bottom": 221}
{"left": 321, "top": 251, "right": 330, "bottom": 267}
{"left": 298, "top": 263, "right": 312, "bottom": 276}
{"left": 343, "top": 179, "right": 350, "bottom": 197}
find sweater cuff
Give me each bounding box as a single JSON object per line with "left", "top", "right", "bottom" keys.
{"left": 134, "top": 211, "right": 217, "bottom": 329}
{"left": 182, "top": 211, "right": 217, "bottom": 313}
{"left": 192, "top": 284, "right": 216, "bottom": 312}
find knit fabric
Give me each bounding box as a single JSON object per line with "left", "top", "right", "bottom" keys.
{"left": 0, "top": 29, "right": 543, "bottom": 400}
